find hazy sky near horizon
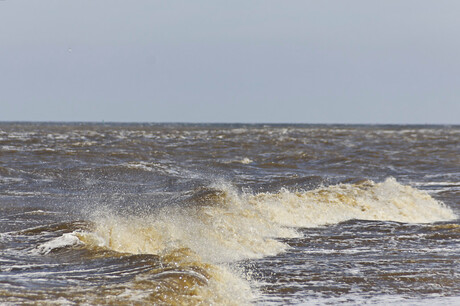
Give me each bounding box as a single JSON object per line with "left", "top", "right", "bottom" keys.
{"left": 1, "top": 1, "right": 459, "bottom": 124}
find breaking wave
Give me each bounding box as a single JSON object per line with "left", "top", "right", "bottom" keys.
{"left": 39, "top": 178, "right": 456, "bottom": 304}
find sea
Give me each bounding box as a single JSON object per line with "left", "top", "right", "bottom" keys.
{"left": 0, "top": 123, "right": 458, "bottom": 305}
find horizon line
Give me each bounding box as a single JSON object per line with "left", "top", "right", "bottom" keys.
{"left": 0, "top": 120, "right": 458, "bottom": 127}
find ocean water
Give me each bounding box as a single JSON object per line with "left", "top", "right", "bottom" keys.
{"left": 0, "top": 123, "right": 459, "bottom": 305}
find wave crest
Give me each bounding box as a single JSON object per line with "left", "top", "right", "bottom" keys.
{"left": 81, "top": 178, "right": 455, "bottom": 261}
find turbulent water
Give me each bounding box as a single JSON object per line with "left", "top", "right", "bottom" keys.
{"left": 0, "top": 123, "right": 459, "bottom": 305}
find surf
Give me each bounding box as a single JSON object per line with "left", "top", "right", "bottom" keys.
{"left": 34, "top": 178, "right": 456, "bottom": 304}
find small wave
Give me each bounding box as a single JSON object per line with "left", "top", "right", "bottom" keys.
{"left": 410, "top": 181, "right": 460, "bottom": 194}
{"left": 221, "top": 157, "right": 254, "bottom": 164}
{"left": 1, "top": 210, "right": 58, "bottom": 219}
{"left": 122, "top": 161, "right": 183, "bottom": 176}
{"left": 2, "top": 191, "right": 51, "bottom": 197}
{"left": 0, "top": 177, "right": 24, "bottom": 183}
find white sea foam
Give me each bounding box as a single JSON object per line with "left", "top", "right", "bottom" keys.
{"left": 249, "top": 178, "right": 456, "bottom": 227}
{"left": 240, "top": 157, "right": 253, "bottom": 164}
{"left": 34, "top": 232, "right": 82, "bottom": 255}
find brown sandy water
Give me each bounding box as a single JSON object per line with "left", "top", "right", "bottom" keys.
{"left": 0, "top": 123, "right": 459, "bottom": 304}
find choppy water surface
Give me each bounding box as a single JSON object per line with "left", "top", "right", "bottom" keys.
{"left": 0, "top": 123, "right": 459, "bottom": 305}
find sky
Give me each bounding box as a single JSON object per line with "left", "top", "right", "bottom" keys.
{"left": 1, "top": 0, "right": 459, "bottom": 124}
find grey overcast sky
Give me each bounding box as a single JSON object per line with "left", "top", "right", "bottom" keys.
{"left": 0, "top": 1, "right": 459, "bottom": 124}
